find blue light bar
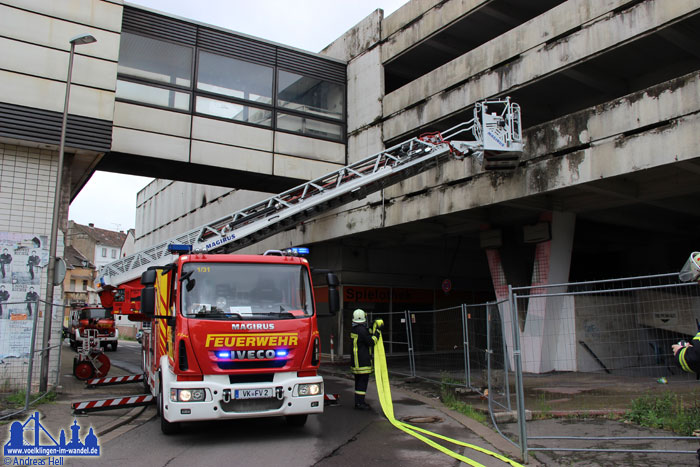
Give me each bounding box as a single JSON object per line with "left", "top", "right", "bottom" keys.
{"left": 216, "top": 351, "right": 231, "bottom": 359}
{"left": 290, "top": 247, "right": 309, "bottom": 255}
{"left": 168, "top": 244, "right": 193, "bottom": 254}
{"left": 276, "top": 349, "right": 289, "bottom": 357}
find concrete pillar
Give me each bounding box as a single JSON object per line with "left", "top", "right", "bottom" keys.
{"left": 485, "top": 211, "right": 576, "bottom": 373}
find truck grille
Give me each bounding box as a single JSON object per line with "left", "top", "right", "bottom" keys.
{"left": 217, "top": 360, "right": 287, "bottom": 370}
{"left": 219, "top": 398, "right": 284, "bottom": 413}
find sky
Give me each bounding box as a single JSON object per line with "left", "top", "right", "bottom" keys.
{"left": 69, "top": 0, "right": 408, "bottom": 232}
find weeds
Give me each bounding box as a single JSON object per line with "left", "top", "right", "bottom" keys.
{"left": 623, "top": 391, "right": 700, "bottom": 436}
{"left": 439, "top": 375, "right": 487, "bottom": 424}
{"left": 4, "top": 390, "right": 57, "bottom": 408}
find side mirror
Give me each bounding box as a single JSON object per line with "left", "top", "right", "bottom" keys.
{"left": 141, "top": 269, "right": 157, "bottom": 286}
{"left": 141, "top": 286, "right": 155, "bottom": 318}
{"left": 327, "top": 273, "right": 340, "bottom": 315}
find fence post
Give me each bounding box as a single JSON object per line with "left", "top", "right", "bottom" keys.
{"left": 24, "top": 300, "right": 41, "bottom": 410}
{"left": 486, "top": 303, "right": 493, "bottom": 403}
{"left": 509, "top": 285, "right": 528, "bottom": 462}
{"left": 405, "top": 309, "right": 416, "bottom": 377}
{"left": 54, "top": 303, "right": 64, "bottom": 389}
{"left": 500, "top": 302, "right": 512, "bottom": 412}
{"left": 461, "top": 304, "right": 471, "bottom": 388}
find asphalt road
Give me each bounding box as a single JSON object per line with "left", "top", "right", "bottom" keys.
{"left": 64, "top": 340, "right": 515, "bottom": 467}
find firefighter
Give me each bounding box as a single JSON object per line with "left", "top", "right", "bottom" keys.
{"left": 673, "top": 252, "right": 700, "bottom": 377}
{"left": 673, "top": 334, "right": 700, "bottom": 377}
{"left": 350, "top": 309, "right": 383, "bottom": 410}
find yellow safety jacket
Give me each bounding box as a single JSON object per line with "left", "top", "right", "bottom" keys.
{"left": 677, "top": 331, "right": 700, "bottom": 376}
{"left": 351, "top": 323, "right": 378, "bottom": 375}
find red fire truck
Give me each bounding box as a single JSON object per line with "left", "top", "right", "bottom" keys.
{"left": 101, "top": 247, "right": 339, "bottom": 434}
{"left": 68, "top": 306, "right": 119, "bottom": 351}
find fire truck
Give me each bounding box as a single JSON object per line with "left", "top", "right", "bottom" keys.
{"left": 68, "top": 306, "right": 119, "bottom": 351}
{"left": 95, "top": 98, "right": 523, "bottom": 434}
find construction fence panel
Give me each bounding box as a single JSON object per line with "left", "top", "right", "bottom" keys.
{"left": 0, "top": 300, "right": 64, "bottom": 420}
{"left": 368, "top": 310, "right": 412, "bottom": 378}
{"left": 390, "top": 302, "right": 522, "bottom": 449}
{"left": 510, "top": 273, "right": 700, "bottom": 458}
{"left": 404, "top": 306, "right": 467, "bottom": 385}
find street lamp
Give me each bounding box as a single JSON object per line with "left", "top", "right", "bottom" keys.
{"left": 40, "top": 33, "right": 97, "bottom": 392}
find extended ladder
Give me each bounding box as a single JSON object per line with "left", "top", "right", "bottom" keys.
{"left": 99, "top": 98, "right": 522, "bottom": 288}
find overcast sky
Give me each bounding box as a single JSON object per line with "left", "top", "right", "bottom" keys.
{"left": 69, "top": 0, "right": 408, "bottom": 232}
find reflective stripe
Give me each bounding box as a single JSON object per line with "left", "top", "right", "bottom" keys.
{"left": 355, "top": 390, "right": 366, "bottom": 395}
{"left": 351, "top": 332, "right": 360, "bottom": 369}
{"left": 352, "top": 366, "right": 373, "bottom": 374}
{"left": 679, "top": 347, "right": 694, "bottom": 373}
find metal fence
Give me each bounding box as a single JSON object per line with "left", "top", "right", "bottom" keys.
{"left": 0, "top": 300, "right": 64, "bottom": 420}
{"left": 512, "top": 273, "right": 700, "bottom": 460}
{"left": 388, "top": 273, "right": 700, "bottom": 462}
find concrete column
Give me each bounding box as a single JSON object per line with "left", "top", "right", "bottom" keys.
{"left": 485, "top": 211, "right": 576, "bottom": 373}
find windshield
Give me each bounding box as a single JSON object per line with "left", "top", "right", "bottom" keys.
{"left": 79, "top": 309, "right": 111, "bottom": 320}
{"left": 180, "top": 262, "right": 314, "bottom": 320}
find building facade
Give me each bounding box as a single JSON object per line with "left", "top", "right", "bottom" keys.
{"left": 2, "top": 0, "right": 700, "bottom": 375}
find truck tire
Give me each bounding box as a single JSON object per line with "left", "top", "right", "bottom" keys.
{"left": 110, "top": 341, "right": 118, "bottom": 352}
{"left": 285, "top": 414, "right": 308, "bottom": 427}
{"left": 74, "top": 361, "right": 94, "bottom": 380}
{"left": 159, "top": 378, "right": 180, "bottom": 434}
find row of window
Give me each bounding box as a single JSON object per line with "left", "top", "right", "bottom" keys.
{"left": 69, "top": 279, "right": 89, "bottom": 292}
{"left": 101, "top": 247, "right": 117, "bottom": 259}
{"left": 116, "top": 32, "right": 345, "bottom": 141}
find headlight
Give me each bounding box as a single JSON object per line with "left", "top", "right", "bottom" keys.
{"left": 170, "top": 388, "right": 206, "bottom": 402}
{"left": 297, "top": 383, "right": 322, "bottom": 396}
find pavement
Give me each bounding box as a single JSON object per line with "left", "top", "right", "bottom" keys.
{"left": 2, "top": 342, "right": 528, "bottom": 466}
{"left": 1, "top": 340, "right": 156, "bottom": 447}
{"left": 6, "top": 343, "right": 699, "bottom": 466}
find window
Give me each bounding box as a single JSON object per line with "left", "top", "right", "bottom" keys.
{"left": 196, "top": 97, "right": 272, "bottom": 126}
{"left": 197, "top": 52, "right": 273, "bottom": 104}
{"left": 111, "top": 249, "right": 117, "bottom": 259}
{"left": 118, "top": 33, "right": 192, "bottom": 87}
{"left": 82, "top": 280, "right": 88, "bottom": 291}
{"left": 277, "top": 71, "right": 343, "bottom": 121}
{"left": 116, "top": 80, "right": 190, "bottom": 111}
{"left": 101, "top": 248, "right": 107, "bottom": 257}
{"left": 116, "top": 32, "right": 193, "bottom": 110}
{"left": 70, "top": 279, "right": 76, "bottom": 291}
{"left": 116, "top": 16, "right": 346, "bottom": 142}
{"left": 277, "top": 113, "right": 343, "bottom": 140}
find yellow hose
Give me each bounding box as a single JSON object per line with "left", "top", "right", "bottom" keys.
{"left": 373, "top": 330, "right": 523, "bottom": 467}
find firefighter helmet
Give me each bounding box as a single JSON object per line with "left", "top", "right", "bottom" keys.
{"left": 352, "top": 309, "right": 366, "bottom": 324}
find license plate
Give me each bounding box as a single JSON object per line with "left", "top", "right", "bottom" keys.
{"left": 234, "top": 388, "right": 274, "bottom": 399}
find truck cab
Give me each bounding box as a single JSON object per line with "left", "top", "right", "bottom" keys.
{"left": 138, "top": 249, "right": 339, "bottom": 434}
{"left": 69, "top": 306, "right": 119, "bottom": 351}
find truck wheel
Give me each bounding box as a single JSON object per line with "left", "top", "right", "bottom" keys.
{"left": 285, "top": 414, "right": 308, "bottom": 427}
{"left": 110, "top": 342, "right": 118, "bottom": 352}
{"left": 74, "top": 361, "right": 94, "bottom": 380}
{"left": 159, "top": 379, "right": 180, "bottom": 435}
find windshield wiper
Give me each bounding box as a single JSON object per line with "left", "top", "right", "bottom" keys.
{"left": 248, "top": 312, "right": 296, "bottom": 319}
{"left": 191, "top": 310, "right": 242, "bottom": 320}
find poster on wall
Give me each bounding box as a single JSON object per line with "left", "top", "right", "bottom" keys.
{"left": 0, "top": 232, "right": 48, "bottom": 321}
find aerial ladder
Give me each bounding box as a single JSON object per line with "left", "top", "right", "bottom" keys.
{"left": 76, "top": 98, "right": 523, "bottom": 416}
{"left": 98, "top": 98, "right": 523, "bottom": 289}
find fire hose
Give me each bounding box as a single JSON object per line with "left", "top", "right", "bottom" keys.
{"left": 373, "top": 324, "right": 523, "bottom": 467}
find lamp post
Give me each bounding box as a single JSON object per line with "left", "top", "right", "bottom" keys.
{"left": 40, "top": 33, "right": 97, "bottom": 392}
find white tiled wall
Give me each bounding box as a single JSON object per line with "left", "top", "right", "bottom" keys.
{"left": 0, "top": 142, "right": 65, "bottom": 390}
